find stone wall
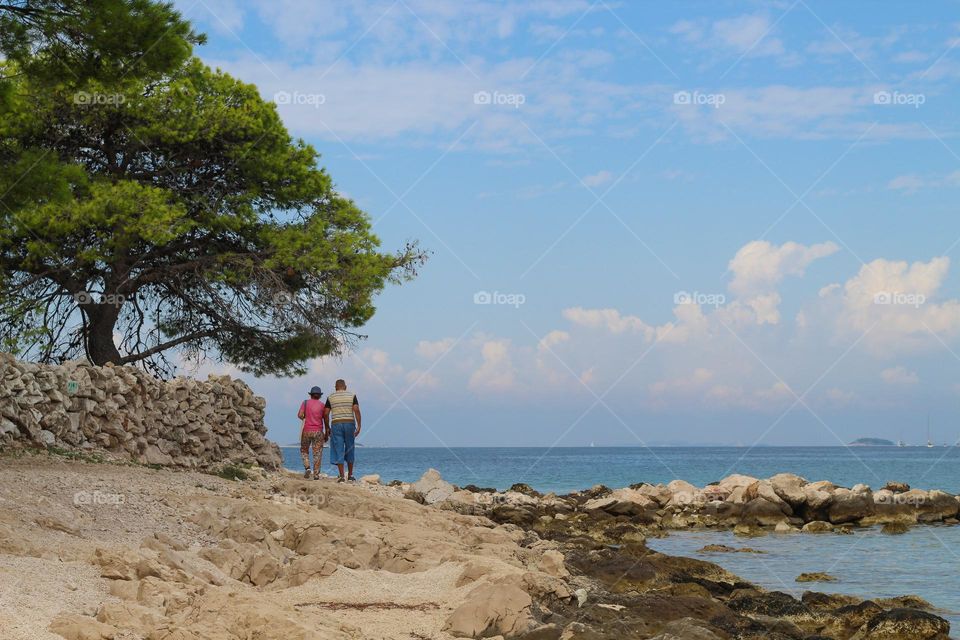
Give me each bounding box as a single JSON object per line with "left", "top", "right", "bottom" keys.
{"left": 0, "top": 353, "right": 282, "bottom": 470}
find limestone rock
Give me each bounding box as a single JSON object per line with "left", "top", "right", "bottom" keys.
{"left": 444, "top": 584, "right": 534, "bottom": 638}
{"left": 411, "top": 469, "right": 455, "bottom": 505}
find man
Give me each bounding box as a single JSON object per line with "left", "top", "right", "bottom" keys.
{"left": 298, "top": 386, "right": 329, "bottom": 480}
{"left": 326, "top": 379, "right": 361, "bottom": 482}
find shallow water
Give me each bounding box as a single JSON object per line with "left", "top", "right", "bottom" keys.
{"left": 647, "top": 526, "right": 960, "bottom": 631}
{"left": 281, "top": 445, "right": 960, "bottom": 494}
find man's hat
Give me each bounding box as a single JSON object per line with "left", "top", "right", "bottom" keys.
{"left": 309, "top": 386, "right": 322, "bottom": 395}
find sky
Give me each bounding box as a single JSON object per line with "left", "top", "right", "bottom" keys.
{"left": 171, "top": 0, "right": 960, "bottom": 448}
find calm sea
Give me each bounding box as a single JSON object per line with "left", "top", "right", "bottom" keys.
{"left": 281, "top": 445, "right": 960, "bottom": 494}
{"left": 282, "top": 445, "right": 960, "bottom": 629}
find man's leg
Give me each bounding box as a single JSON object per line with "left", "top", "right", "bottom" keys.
{"left": 344, "top": 423, "right": 356, "bottom": 480}
{"left": 330, "top": 423, "right": 346, "bottom": 480}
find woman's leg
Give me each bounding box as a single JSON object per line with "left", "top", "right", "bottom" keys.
{"left": 300, "top": 432, "right": 312, "bottom": 477}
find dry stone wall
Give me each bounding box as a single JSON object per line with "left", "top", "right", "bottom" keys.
{"left": 0, "top": 353, "right": 282, "bottom": 470}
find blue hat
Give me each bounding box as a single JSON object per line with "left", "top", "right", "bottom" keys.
{"left": 309, "top": 386, "right": 322, "bottom": 396}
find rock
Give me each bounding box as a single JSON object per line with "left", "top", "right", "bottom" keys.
{"left": 802, "top": 521, "right": 833, "bottom": 533}
{"left": 741, "top": 497, "right": 789, "bottom": 526}
{"left": 509, "top": 483, "right": 542, "bottom": 498}
{"left": 718, "top": 474, "right": 759, "bottom": 491}
{"left": 574, "top": 588, "right": 588, "bottom": 607}
{"left": 853, "top": 608, "right": 950, "bottom": 639}
{"left": 828, "top": 487, "right": 875, "bottom": 524}
{"left": 583, "top": 488, "right": 657, "bottom": 516}
{"left": 768, "top": 473, "right": 807, "bottom": 507}
{"left": 865, "top": 489, "right": 918, "bottom": 525}
{"left": 796, "top": 572, "right": 837, "bottom": 582}
{"left": 444, "top": 584, "right": 534, "bottom": 638}
{"left": 881, "top": 481, "right": 910, "bottom": 493}
{"left": 881, "top": 522, "right": 911, "bottom": 535}
{"left": 774, "top": 521, "right": 799, "bottom": 533}
{"left": 631, "top": 483, "right": 672, "bottom": 505}
{"left": 666, "top": 479, "right": 698, "bottom": 499}
{"left": 411, "top": 469, "right": 455, "bottom": 505}
{"left": 360, "top": 474, "right": 381, "bottom": 484}
{"left": 698, "top": 544, "right": 765, "bottom": 554}
{"left": 38, "top": 429, "right": 56, "bottom": 446}
{"left": 803, "top": 485, "right": 834, "bottom": 511}
{"left": 48, "top": 614, "right": 119, "bottom": 640}
{"left": 733, "top": 523, "right": 766, "bottom": 537}
{"left": 650, "top": 617, "right": 723, "bottom": 640}
{"left": 538, "top": 550, "right": 569, "bottom": 578}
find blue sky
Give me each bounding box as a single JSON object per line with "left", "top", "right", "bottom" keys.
{"left": 173, "top": 0, "right": 960, "bottom": 448}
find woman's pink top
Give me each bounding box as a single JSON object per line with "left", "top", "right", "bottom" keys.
{"left": 300, "top": 398, "right": 325, "bottom": 433}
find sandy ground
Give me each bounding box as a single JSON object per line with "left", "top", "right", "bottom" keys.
{"left": 0, "top": 453, "right": 568, "bottom": 640}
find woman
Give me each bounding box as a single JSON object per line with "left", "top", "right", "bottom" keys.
{"left": 298, "top": 386, "right": 329, "bottom": 479}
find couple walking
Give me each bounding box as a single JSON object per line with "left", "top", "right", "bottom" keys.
{"left": 298, "top": 379, "right": 361, "bottom": 483}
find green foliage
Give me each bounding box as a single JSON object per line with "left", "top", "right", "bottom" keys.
{"left": 0, "top": 55, "right": 425, "bottom": 375}
{"left": 45, "top": 445, "right": 105, "bottom": 463}
{"left": 215, "top": 464, "right": 249, "bottom": 481}
{"left": 0, "top": 0, "right": 203, "bottom": 86}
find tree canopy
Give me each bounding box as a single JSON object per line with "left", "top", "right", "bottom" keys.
{"left": 0, "top": 0, "right": 202, "bottom": 85}
{"left": 0, "top": 4, "right": 424, "bottom": 377}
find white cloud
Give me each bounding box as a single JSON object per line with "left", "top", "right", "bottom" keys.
{"left": 562, "top": 307, "right": 653, "bottom": 337}
{"left": 729, "top": 240, "right": 839, "bottom": 297}
{"left": 825, "top": 387, "right": 856, "bottom": 405}
{"left": 671, "top": 14, "right": 785, "bottom": 57}
{"left": 881, "top": 366, "right": 919, "bottom": 385}
{"left": 582, "top": 170, "right": 613, "bottom": 187}
{"left": 820, "top": 256, "right": 960, "bottom": 355}
{"left": 468, "top": 340, "right": 516, "bottom": 392}
{"left": 416, "top": 337, "right": 456, "bottom": 360}
{"left": 887, "top": 171, "right": 960, "bottom": 193}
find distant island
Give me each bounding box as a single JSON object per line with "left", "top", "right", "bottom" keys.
{"left": 849, "top": 437, "right": 895, "bottom": 446}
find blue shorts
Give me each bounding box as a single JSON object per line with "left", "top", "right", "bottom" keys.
{"left": 329, "top": 422, "right": 356, "bottom": 465}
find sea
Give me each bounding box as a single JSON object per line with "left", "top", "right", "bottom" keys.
{"left": 281, "top": 445, "right": 960, "bottom": 627}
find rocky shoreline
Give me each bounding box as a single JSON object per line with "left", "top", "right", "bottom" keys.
{"left": 398, "top": 470, "right": 960, "bottom": 537}
{"left": 0, "top": 455, "right": 953, "bottom": 640}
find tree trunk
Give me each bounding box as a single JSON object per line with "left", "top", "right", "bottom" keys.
{"left": 86, "top": 303, "right": 123, "bottom": 366}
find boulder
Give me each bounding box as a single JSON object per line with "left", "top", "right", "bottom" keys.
{"left": 718, "top": 474, "right": 759, "bottom": 491}
{"left": 768, "top": 473, "right": 807, "bottom": 507}
{"left": 444, "top": 584, "right": 534, "bottom": 638}
{"left": 631, "top": 483, "right": 673, "bottom": 505}
{"left": 584, "top": 488, "right": 657, "bottom": 516}
{"left": 665, "top": 480, "right": 699, "bottom": 507}
{"left": 802, "top": 521, "right": 833, "bottom": 533}
{"left": 881, "top": 481, "right": 910, "bottom": 493}
{"left": 411, "top": 469, "right": 455, "bottom": 505}
{"left": 741, "top": 497, "right": 789, "bottom": 526}
{"left": 853, "top": 608, "right": 950, "bottom": 639}
{"left": 828, "top": 488, "right": 875, "bottom": 524}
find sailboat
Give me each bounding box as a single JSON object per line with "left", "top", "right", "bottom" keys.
{"left": 926, "top": 415, "right": 934, "bottom": 448}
